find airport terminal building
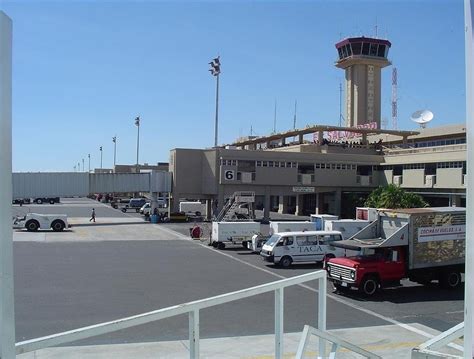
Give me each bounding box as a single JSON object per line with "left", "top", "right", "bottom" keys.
{"left": 169, "top": 36, "right": 466, "bottom": 219}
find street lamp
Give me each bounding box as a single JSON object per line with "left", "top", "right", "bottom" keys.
{"left": 135, "top": 116, "right": 140, "bottom": 172}
{"left": 82, "top": 158, "right": 85, "bottom": 172}
{"left": 88, "top": 154, "right": 90, "bottom": 173}
{"left": 112, "top": 135, "right": 117, "bottom": 169}
{"left": 209, "top": 56, "right": 221, "bottom": 147}
{"left": 99, "top": 146, "right": 103, "bottom": 169}
{"left": 78, "top": 161, "right": 80, "bottom": 172}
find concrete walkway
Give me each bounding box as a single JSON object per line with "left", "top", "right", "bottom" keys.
{"left": 17, "top": 323, "right": 463, "bottom": 358}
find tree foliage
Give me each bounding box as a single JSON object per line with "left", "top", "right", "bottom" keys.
{"left": 364, "top": 184, "right": 428, "bottom": 209}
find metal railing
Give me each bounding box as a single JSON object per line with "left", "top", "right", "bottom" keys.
{"left": 16, "top": 271, "right": 329, "bottom": 359}
{"left": 296, "top": 325, "right": 381, "bottom": 359}
{"left": 411, "top": 322, "right": 464, "bottom": 359}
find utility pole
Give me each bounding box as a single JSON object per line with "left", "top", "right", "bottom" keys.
{"left": 134, "top": 117, "right": 140, "bottom": 172}
{"left": 78, "top": 162, "right": 80, "bottom": 172}
{"left": 209, "top": 56, "right": 221, "bottom": 147}
{"left": 99, "top": 146, "right": 103, "bottom": 169}
{"left": 82, "top": 158, "right": 85, "bottom": 172}
{"left": 112, "top": 135, "right": 117, "bottom": 169}
{"left": 88, "top": 153, "right": 90, "bottom": 173}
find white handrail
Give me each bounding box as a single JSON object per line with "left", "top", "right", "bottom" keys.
{"left": 16, "top": 270, "right": 327, "bottom": 359}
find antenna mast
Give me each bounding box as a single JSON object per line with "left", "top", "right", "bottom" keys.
{"left": 293, "top": 100, "right": 297, "bottom": 129}
{"left": 391, "top": 67, "right": 398, "bottom": 130}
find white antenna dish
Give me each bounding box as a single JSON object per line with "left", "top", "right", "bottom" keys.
{"left": 410, "top": 110, "right": 434, "bottom": 129}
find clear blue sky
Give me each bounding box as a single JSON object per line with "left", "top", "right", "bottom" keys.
{"left": 1, "top": 0, "right": 465, "bottom": 172}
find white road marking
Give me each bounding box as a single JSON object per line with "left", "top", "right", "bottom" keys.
{"left": 154, "top": 225, "right": 464, "bottom": 350}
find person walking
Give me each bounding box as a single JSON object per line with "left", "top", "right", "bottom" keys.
{"left": 90, "top": 208, "right": 96, "bottom": 223}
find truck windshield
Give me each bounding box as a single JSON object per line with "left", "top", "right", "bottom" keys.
{"left": 265, "top": 234, "right": 281, "bottom": 246}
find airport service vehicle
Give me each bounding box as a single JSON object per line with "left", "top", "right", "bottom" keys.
{"left": 326, "top": 207, "right": 466, "bottom": 296}
{"left": 211, "top": 221, "right": 260, "bottom": 249}
{"left": 260, "top": 230, "right": 351, "bottom": 268}
{"left": 269, "top": 221, "right": 316, "bottom": 235}
{"left": 119, "top": 198, "right": 147, "bottom": 213}
{"left": 323, "top": 219, "right": 370, "bottom": 239}
{"left": 310, "top": 214, "right": 339, "bottom": 230}
{"left": 249, "top": 233, "right": 271, "bottom": 253}
{"left": 179, "top": 201, "right": 206, "bottom": 216}
{"left": 13, "top": 213, "right": 68, "bottom": 232}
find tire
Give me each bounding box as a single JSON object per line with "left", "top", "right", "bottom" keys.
{"left": 217, "top": 242, "right": 225, "bottom": 250}
{"left": 135, "top": 208, "right": 140, "bottom": 213}
{"left": 51, "top": 220, "right": 65, "bottom": 232}
{"left": 242, "top": 241, "right": 248, "bottom": 249}
{"left": 26, "top": 220, "right": 39, "bottom": 232}
{"left": 439, "top": 271, "right": 462, "bottom": 289}
{"left": 212, "top": 242, "right": 218, "bottom": 248}
{"left": 49, "top": 199, "right": 55, "bottom": 204}
{"left": 280, "top": 256, "right": 292, "bottom": 268}
{"left": 195, "top": 211, "right": 201, "bottom": 216}
{"left": 121, "top": 208, "right": 127, "bottom": 213}
{"left": 360, "top": 276, "right": 379, "bottom": 296}
{"left": 35, "top": 198, "right": 43, "bottom": 204}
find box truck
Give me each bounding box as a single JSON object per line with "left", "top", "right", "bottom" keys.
{"left": 326, "top": 207, "right": 465, "bottom": 296}
{"left": 211, "top": 221, "right": 261, "bottom": 249}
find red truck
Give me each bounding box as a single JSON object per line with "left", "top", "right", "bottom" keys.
{"left": 326, "top": 207, "right": 465, "bottom": 296}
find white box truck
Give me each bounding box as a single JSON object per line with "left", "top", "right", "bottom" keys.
{"left": 269, "top": 221, "right": 316, "bottom": 235}
{"left": 310, "top": 214, "right": 339, "bottom": 230}
{"left": 211, "top": 221, "right": 261, "bottom": 250}
{"left": 179, "top": 201, "right": 206, "bottom": 216}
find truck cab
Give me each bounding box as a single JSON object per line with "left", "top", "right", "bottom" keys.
{"left": 326, "top": 246, "right": 406, "bottom": 296}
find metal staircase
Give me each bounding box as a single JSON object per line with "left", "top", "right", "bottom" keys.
{"left": 216, "top": 191, "right": 255, "bottom": 221}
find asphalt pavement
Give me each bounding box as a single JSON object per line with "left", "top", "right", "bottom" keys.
{"left": 11, "top": 198, "right": 465, "bottom": 351}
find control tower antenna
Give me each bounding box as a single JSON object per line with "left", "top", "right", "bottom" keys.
{"left": 392, "top": 67, "right": 398, "bottom": 130}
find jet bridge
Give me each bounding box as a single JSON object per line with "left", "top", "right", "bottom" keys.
{"left": 12, "top": 171, "right": 172, "bottom": 199}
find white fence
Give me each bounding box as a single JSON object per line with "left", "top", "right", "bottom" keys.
{"left": 16, "top": 271, "right": 328, "bottom": 358}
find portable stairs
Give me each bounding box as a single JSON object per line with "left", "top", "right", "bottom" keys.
{"left": 216, "top": 191, "right": 255, "bottom": 221}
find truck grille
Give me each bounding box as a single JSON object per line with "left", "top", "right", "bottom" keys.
{"left": 328, "top": 264, "right": 354, "bottom": 282}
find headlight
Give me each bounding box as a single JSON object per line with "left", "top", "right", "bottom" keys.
{"left": 327, "top": 265, "right": 331, "bottom": 273}
{"left": 350, "top": 271, "right": 355, "bottom": 279}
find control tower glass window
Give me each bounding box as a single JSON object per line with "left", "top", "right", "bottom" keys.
{"left": 362, "top": 42, "right": 370, "bottom": 55}
{"left": 345, "top": 44, "right": 352, "bottom": 56}
{"left": 351, "top": 42, "right": 362, "bottom": 55}
{"left": 369, "top": 43, "right": 378, "bottom": 56}
{"left": 377, "top": 45, "right": 385, "bottom": 57}
{"left": 338, "top": 47, "right": 343, "bottom": 59}
{"left": 341, "top": 45, "right": 347, "bottom": 58}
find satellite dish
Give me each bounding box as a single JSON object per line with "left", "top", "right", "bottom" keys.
{"left": 411, "top": 110, "right": 434, "bottom": 129}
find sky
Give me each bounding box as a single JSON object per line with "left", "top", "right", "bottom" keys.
{"left": 0, "top": 0, "right": 466, "bottom": 172}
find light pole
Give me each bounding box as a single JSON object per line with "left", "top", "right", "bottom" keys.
{"left": 112, "top": 135, "right": 117, "bottom": 169}
{"left": 74, "top": 165, "right": 76, "bottom": 172}
{"left": 209, "top": 56, "right": 221, "bottom": 147}
{"left": 135, "top": 117, "right": 140, "bottom": 172}
{"left": 82, "top": 158, "right": 85, "bottom": 172}
{"left": 99, "top": 146, "right": 103, "bottom": 169}
{"left": 88, "top": 153, "right": 90, "bottom": 173}
{"left": 78, "top": 162, "right": 80, "bottom": 172}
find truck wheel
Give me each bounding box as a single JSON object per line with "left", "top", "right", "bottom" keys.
{"left": 26, "top": 220, "right": 39, "bottom": 232}
{"left": 195, "top": 211, "right": 201, "bottom": 216}
{"left": 360, "top": 276, "right": 379, "bottom": 296}
{"left": 51, "top": 220, "right": 65, "bottom": 232}
{"left": 35, "top": 198, "right": 43, "bottom": 204}
{"left": 280, "top": 256, "right": 292, "bottom": 268}
{"left": 49, "top": 199, "right": 55, "bottom": 204}
{"left": 217, "top": 242, "right": 225, "bottom": 250}
{"left": 121, "top": 208, "right": 127, "bottom": 213}
{"left": 439, "top": 271, "right": 462, "bottom": 289}
{"left": 211, "top": 242, "right": 218, "bottom": 248}
{"left": 242, "top": 241, "right": 248, "bottom": 249}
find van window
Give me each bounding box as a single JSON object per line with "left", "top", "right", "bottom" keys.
{"left": 296, "top": 235, "right": 318, "bottom": 246}
{"left": 277, "top": 236, "right": 292, "bottom": 247}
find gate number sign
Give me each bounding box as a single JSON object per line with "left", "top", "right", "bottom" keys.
{"left": 225, "top": 170, "right": 235, "bottom": 180}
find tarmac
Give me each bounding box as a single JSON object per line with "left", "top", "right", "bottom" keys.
{"left": 16, "top": 322, "right": 464, "bottom": 358}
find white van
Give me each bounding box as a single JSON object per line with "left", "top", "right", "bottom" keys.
{"left": 260, "top": 230, "right": 350, "bottom": 268}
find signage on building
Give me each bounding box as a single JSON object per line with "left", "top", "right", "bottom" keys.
{"left": 314, "top": 122, "right": 378, "bottom": 142}
{"left": 292, "top": 187, "right": 315, "bottom": 193}
{"left": 224, "top": 170, "right": 235, "bottom": 180}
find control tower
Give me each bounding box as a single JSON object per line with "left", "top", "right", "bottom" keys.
{"left": 335, "top": 37, "right": 391, "bottom": 128}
